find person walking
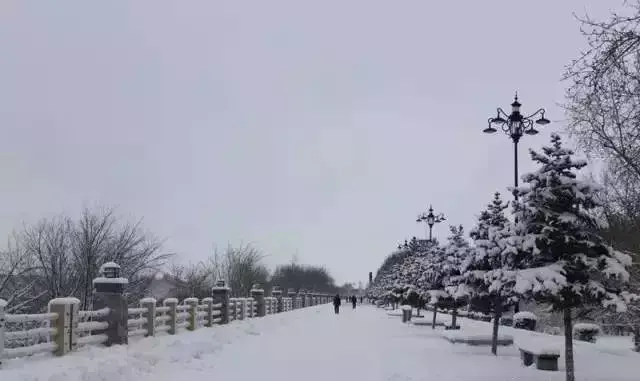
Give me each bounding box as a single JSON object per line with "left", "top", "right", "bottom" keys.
{"left": 351, "top": 295, "right": 357, "bottom": 309}
{"left": 333, "top": 294, "right": 341, "bottom": 314}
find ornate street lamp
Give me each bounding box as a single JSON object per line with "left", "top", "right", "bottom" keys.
{"left": 416, "top": 205, "right": 446, "bottom": 242}
{"left": 484, "top": 93, "right": 550, "bottom": 200}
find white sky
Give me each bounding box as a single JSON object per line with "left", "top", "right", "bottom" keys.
{"left": 0, "top": 0, "right": 616, "bottom": 285}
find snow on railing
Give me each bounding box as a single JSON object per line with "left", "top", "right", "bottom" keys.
{"left": 155, "top": 304, "right": 171, "bottom": 334}
{"left": 127, "top": 306, "right": 148, "bottom": 338}
{"left": 1, "top": 310, "right": 59, "bottom": 360}
{"left": 76, "top": 307, "right": 111, "bottom": 348}
{"left": 229, "top": 298, "right": 238, "bottom": 322}
{"left": 264, "top": 297, "right": 277, "bottom": 315}
{"left": 1, "top": 291, "right": 326, "bottom": 364}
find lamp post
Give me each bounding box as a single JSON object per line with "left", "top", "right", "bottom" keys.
{"left": 484, "top": 93, "right": 550, "bottom": 201}
{"left": 416, "top": 205, "right": 446, "bottom": 242}
{"left": 484, "top": 94, "right": 549, "bottom": 314}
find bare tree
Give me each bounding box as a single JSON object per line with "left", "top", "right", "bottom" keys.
{"left": 21, "top": 217, "right": 79, "bottom": 301}
{"left": 16, "top": 207, "right": 171, "bottom": 310}
{"left": 565, "top": 69, "right": 640, "bottom": 178}
{"left": 71, "top": 207, "right": 116, "bottom": 309}
{"left": 102, "top": 219, "right": 172, "bottom": 302}
{"left": 0, "top": 234, "right": 47, "bottom": 313}
{"left": 205, "top": 243, "right": 269, "bottom": 297}
{"left": 564, "top": 2, "right": 640, "bottom": 209}
{"left": 564, "top": 1, "right": 640, "bottom": 90}
{"left": 168, "top": 261, "right": 213, "bottom": 300}
{"left": 271, "top": 262, "right": 337, "bottom": 293}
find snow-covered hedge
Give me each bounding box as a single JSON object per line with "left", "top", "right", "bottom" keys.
{"left": 573, "top": 323, "right": 601, "bottom": 343}
{"left": 513, "top": 311, "right": 537, "bottom": 331}
{"left": 513, "top": 311, "right": 537, "bottom": 321}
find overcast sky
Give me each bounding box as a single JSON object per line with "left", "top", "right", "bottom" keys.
{"left": 0, "top": 1, "right": 615, "bottom": 285}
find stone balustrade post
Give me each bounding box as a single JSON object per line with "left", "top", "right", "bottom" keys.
{"left": 140, "top": 298, "right": 157, "bottom": 337}
{"left": 300, "top": 290, "right": 307, "bottom": 308}
{"left": 286, "top": 289, "right": 295, "bottom": 310}
{"left": 184, "top": 297, "right": 198, "bottom": 331}
{"left": 239, "top": 298, "right": 247, "bottom": 320}
{"left": 248, "top": 298, "right": 255, "bottom": 317}
{"left": 92, "top": 262, "right": 128, "bottom": 346}
{"left": 212, "top": 280, "right": 231, "bottom": 324}
{"left": 228, "top": 298, "right": 236, "bottom": 321}
{"left": 163, "top": 298, "right": 178, "bottom": 334}
{"left": 272, "top": 286, "right": 283, "bottom": 313}
{"left": 251, "top": 284, "right": 266, "bottom": 317}
{"left": 232, "top": 298, "right": 239, "bottom": 320}
{"left": 47, "top": 297, "right": 80, "bottom": 356}
{"left": 201, "top": 297, "right": 214, "bottom": 327}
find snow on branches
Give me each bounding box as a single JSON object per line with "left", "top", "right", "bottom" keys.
{"left": 511, "top": 133, "right": 633, "bottom": 312}
{"left": 456, "top": 192, "right": 519, "bottom": 308}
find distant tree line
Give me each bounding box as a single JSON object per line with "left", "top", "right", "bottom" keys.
{"left": 0, "top": 207, "right": 339, "bottom": 313}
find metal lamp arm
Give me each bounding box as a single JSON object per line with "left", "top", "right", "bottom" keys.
{"left": 496, "top": 107, "right": 509, "bottom": 119}
{"left": 524, "top": 108, "right": 546, "bottom": 120}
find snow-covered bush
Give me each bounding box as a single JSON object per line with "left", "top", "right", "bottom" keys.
{"left": 499, "top": 316, "right": 513, "bottom": 326}
{"left": 573, "top": 323, "right": 601, "bottom": 343}
{"left": 513, "top": 311, "right": 537, "bottom": 331}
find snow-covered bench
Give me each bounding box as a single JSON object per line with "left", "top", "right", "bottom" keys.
{"left": 442, "top": 331, "right": 514, "bottom": 346}
{"left": 412, "top": 317, "right": 444, "bottom": 326}
{"left": 516, "top": 338, "right": 560, "bottom": 371}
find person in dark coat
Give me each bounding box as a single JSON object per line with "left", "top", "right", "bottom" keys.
{"left": 333, "top": 294, "right": 341, "bottom": 314}
{"left": 351, "top": 295, "right": 357, "bottom": 309}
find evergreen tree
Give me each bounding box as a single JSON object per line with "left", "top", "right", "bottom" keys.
{"left": 441, "top": 225, "right": 471, "bottom": 328}
{"left": 510, "top": 134, "right": 634, "bottom": 381}
{"left": 459, "top": 192, "right": 514, "bottom": 354}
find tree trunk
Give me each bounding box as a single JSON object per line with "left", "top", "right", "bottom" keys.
{"left": 491, "top": 302, "right": 502, "bottom": 356}
{"left": 451, "top": 307, "right": 458, "bottom": 328}
{"left": 432, "top": 305, "right": 438, "bottom": 330}
{"left": 564, "top": 307, "right": 575, "bottom": 381}
{"left": 417, "top": 307, "right": 422, "bottom": 317}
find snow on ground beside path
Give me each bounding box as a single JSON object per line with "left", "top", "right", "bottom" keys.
{"left": 406, "top": 309, "right": 639, "bottom": 380}
{"left": 2, "top": 305, "right": 639, "bottom": 381}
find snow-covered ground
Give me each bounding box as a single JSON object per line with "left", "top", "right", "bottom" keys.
{"left": 1, "top": 305, "right": 638, "bottom": 381}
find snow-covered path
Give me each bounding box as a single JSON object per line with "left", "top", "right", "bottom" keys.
{"left": 2, "top": 305, "right": 638, "bottom": 381}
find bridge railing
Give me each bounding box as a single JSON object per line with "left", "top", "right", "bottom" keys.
{"left": 0, "top": 263, "right": 331, "bottom": 365}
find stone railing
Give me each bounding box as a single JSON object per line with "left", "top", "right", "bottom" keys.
{"left": 0, "top": 263, "right": 331, "bottom": 365}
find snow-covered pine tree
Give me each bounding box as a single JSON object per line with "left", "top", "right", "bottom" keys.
{"left": 459, "top": 192, "right": 514, "bottom": 354}
{"left": 511, "top": 133, "right": 634, "bottom": 381}
{"left": 367, "top": 245, "right": 413, "bottom": 303}
{"left": 441, "top": 225, "right": 472, "bottom": 328}
{"left": 416, "top": 241, "right": 447, "bottom": 328}
{"left": 399, "top": 248, "right": 425, "bottom": 312}
{"left": 406, "top": 240, "right": 441, "bottom": 316}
